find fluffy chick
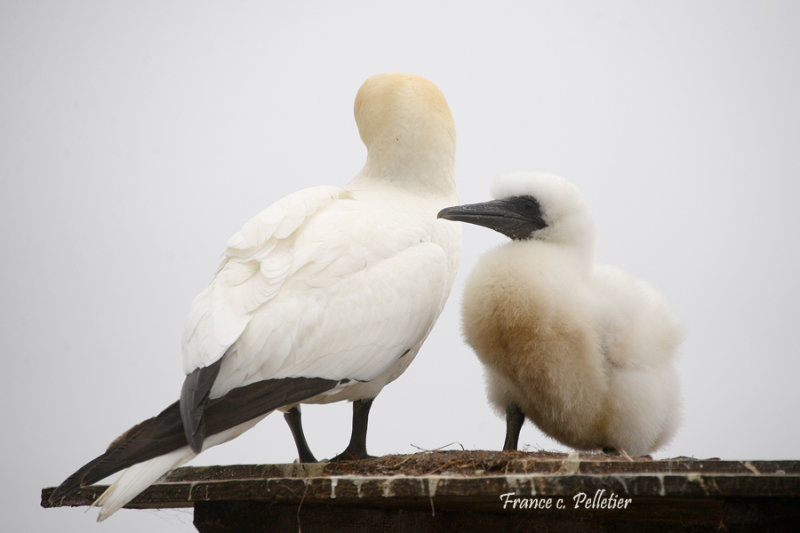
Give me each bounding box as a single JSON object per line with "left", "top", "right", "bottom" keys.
{"left": 439, "top": 171, "right": 681, "bottom": 456}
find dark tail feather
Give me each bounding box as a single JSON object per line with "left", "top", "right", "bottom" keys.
{"left": 48, "top": 376, "right": 340, "bottom": 504}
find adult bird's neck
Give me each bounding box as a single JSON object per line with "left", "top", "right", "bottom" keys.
{"left": 360, "top": 145, "right": 455, "bottom": 195}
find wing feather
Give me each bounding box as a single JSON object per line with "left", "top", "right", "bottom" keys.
{"left": 182, "top": 186, "right": 344, "bottom": 373}
{"left": 183, "top": 186, "right": 458, "bottom": 405}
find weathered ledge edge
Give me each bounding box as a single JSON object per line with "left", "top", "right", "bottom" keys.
{"left": 42, "top": 450, "right": 800, "bottom": 511}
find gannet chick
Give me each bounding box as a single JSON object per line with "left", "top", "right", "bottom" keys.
{"left": 438, "top": 171, "right": 680, "bottom": 456}
{"left": 49, "top": 73, "right": 461, "bottom": 520}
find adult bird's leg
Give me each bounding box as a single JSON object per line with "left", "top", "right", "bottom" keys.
{"left": 283, "top": 406, "right": 318, "bottom": 463}
{"left": 331, "top": 398, "right": 374, "bottom": 461}
{"left": 503, "top": 403, "right": 525, "bottom": 451}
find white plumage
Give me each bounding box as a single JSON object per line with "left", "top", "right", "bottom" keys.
{"left": 439, "top": 171, "right": 680, "bottom": 456}
{"left": 184, "top": 185, "right": 458, "bottom": 398}
{"left": 53, "top": 73, "right": 461, "bottom": 520}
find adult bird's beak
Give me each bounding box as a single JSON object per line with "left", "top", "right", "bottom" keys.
{"left": 438, "top": 197, "right": 547, "bottom": 240}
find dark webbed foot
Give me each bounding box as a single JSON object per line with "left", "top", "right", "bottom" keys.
{"left": 503, "top": 403, "right": 525, "bottom": 451}
{"left": 283, "top": 406, "right": 318, "bottom": 463}
{"left": 330, "top": 448, "right": 376, "bottom": 462}
{"left": 330, "top": 398, "right": 374, "bottom": 461}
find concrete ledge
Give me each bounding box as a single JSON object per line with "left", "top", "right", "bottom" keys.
{"left": 42, "top": 450, "right": 800, "bottom": 532}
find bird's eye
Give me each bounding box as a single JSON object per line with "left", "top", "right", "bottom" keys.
{"left": 521, "top": 197, "right": 538, "bottom": 212}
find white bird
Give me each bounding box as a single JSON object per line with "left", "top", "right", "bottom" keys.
{"left": 438, "top": 171, "right": 680, "bottom": 456}
{"left": 50, "top": 73, "right": 461, "bottom": 519}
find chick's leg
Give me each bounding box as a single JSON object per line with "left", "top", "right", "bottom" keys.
{"left": 503, "top": 403, "right": 525, "bottom": 451}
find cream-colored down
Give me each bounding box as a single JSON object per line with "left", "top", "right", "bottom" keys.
{"left": 462, "top": 172, "right": 681, "bottom": 456}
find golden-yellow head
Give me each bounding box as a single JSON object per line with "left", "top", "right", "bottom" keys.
{"left": 354, "top": 74, "right": 456, "bottom": 181}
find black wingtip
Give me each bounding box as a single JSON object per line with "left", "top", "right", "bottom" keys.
{"left": 47, "top": 454, "right": 103, "bottom": 504}
{"left": 188, "top": 435, "right": 203, "bottom": 454}
{"left": 48, "top": 375, "right": 344, "bottom": 503}
{"left": 181, "top": 359, "right": 223, "bottom": 454}
{"left": 47, "top": 400, "right": 186, "bottom": 503}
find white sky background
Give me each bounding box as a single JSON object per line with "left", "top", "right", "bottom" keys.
{"left": 2, "top": 1, "right": 799, "bottom": 531}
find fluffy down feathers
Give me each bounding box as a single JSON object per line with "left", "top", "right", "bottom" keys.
{"left": 457, "top": 172, "right": 681, "bottom": 456}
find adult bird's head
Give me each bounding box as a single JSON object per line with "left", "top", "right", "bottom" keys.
{"left": 438, "top": 171, "right": 595, "bottom": 250}
{"left": 354, "top": 73, "right": 456, "bottom": 191}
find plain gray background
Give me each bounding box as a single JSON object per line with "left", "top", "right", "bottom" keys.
{"left": 2, "top": 1, "right": 799, "bottom": 531}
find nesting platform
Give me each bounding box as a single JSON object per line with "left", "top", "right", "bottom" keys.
{"left": 42, "top": 450, "right": 800, "bottom": 532}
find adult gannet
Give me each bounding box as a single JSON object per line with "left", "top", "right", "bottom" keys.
{"left": 438, "top": 171, "right": 680, "bottom": 456}
{"left": 49, "top": 73, "right": 461, "bottom": 519}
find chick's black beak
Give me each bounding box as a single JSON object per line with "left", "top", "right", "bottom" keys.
{"left": 437, "top": 196, "right": 547, "bottom": 241}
